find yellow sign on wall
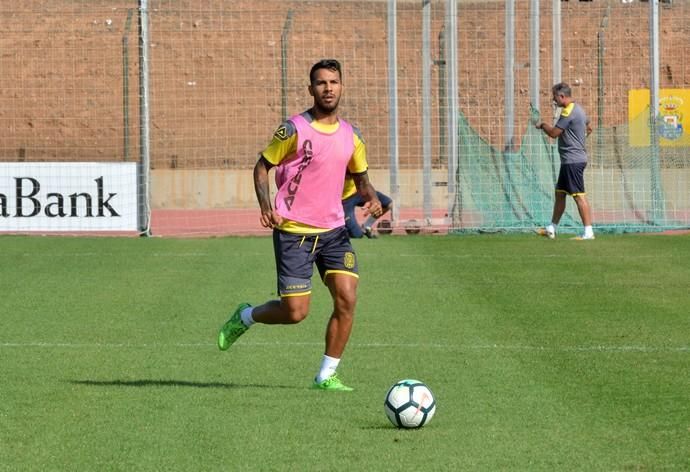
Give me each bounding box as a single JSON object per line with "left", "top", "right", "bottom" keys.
{"left": 628, "top": 88, "right": 688, "bottom": 147}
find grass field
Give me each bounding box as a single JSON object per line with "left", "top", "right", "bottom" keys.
{"left": 1, "top": 233, "right": 689, "bottom": 471}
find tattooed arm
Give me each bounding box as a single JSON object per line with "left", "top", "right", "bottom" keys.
{"left": 254, "top": 156, "right": 283, "bottom": 228}
{"left": 352, "top": 172, "right": 383, "bottom": 217}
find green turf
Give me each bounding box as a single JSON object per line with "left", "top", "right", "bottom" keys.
{"left": 1, "top": 233, "right": 689, "bottom": 471}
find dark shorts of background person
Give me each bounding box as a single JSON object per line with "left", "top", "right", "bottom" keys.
{"left": 343, "top": 191, "right": 393, "bottom": 238}
{"left": 273, "top": 226, "right": 359, "bottom": 297}
{"left": 556, "top": 162, "right": 587, "bottom": 196}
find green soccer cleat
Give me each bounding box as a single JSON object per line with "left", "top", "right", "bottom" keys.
{"left": 312, "top": 374, "right": 354, "bottom": 392}
{"left": 218, "top": 303, "right": 251, "bottom": 351}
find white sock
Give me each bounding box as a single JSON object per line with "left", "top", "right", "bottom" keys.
{"left": 547, "top": 223, "right": 558, "bottom": 234}
{"left": 363, "top": 216, "right": 377, "bottom": 229}
{"left": 584, "top": 225, "right": 594, "bottom": 237}
{"left": 316, "top": 355, "right": 340, "bottom": 383}
{"left": 240, "top": 306, "right": 255, "bottom": 327}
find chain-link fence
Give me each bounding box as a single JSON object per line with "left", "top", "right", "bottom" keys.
{"left": 1, "top": 0, "right": 688, "bottom": 235}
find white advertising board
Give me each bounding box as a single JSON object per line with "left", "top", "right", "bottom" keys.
{"left": 0, "top": 163, "right": 138, "bottom": 231}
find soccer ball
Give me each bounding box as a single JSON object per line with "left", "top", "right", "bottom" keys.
{"left": 404, "top": 219, "right": 421, "bottom": 235}
{"left": 376, "top": 219, "right": 393, "bottom": 235}
{"left": 384, "top": 379, "right": 436, "bottom": 428}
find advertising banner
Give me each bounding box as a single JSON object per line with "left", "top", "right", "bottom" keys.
{"left": 0, "top": 162, "right": 138, "bottom": 231}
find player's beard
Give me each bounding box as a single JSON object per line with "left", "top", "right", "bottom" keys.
{"left": 314, "top": 94, "right": 340, "bottom": 115}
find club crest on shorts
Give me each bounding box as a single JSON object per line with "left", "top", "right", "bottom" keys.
{"left": 344, "top": 252, "right": 355, "bottom": 269}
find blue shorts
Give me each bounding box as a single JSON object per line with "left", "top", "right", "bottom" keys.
{"left": 556, "top": 162, "right": 587, "bottom": 196}
{"left": 273, "top": 226, "right": 358, "bottom": 297}
{"left": 342, "top": 191, "right": 393, "bottom": 238}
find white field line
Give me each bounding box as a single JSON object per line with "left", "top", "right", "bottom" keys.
{"left": 1, "top": 341, "right": 688, "bottom": 353}
{"left": 12, "top": 252, "right": 217, "bottom": 257}
{"left": 7, "top": 252, "right": 670, "bottom": 259}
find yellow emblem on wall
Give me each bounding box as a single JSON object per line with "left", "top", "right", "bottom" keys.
{"left": 628, "top": 88, "right": 688, "bottom": 147}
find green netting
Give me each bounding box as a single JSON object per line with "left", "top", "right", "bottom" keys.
{"left": 451, "top": 107, "right": 689, "bottom": 234}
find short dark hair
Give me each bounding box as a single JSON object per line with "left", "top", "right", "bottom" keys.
{"left": 309, "top": 59, "right": 342, "bottom": 84}
{"left": 552, "top": 82, "right": 572, "bottom": 97}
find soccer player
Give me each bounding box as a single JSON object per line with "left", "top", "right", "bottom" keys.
{"left": 342, "top": 172, "right": 393, "bottom": 239}
{"left": 535, "top": 82, "right": 595, "bottom": 240}
{"left": 218, "top": 59, "right": 383, "bottom": 391}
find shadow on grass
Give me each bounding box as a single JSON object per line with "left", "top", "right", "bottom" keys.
{"left": 68, "top": 379, "right": 300, "bottom": 389}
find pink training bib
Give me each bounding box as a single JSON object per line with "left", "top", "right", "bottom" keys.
{"left": 274, "top": 114, "right": 355, "bottom": 229}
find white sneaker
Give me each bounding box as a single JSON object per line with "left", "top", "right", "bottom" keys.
{"left": 571, "top": 234, "right": 595, "bottom": 240}
{"left": 536, "top": 228, "right": 555, "bottom": 239}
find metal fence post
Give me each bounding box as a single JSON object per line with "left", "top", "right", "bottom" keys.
{"left": 138, "top": 0, "right": 151, "bottom": 235}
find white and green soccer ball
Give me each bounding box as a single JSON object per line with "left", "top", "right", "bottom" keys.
{"left": 384, "top": 379, "right": 436, "bottom": 428}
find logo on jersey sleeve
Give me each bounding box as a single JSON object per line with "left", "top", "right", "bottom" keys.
{"left": 274, "top": 125, "right": 289, "bottom": 141}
